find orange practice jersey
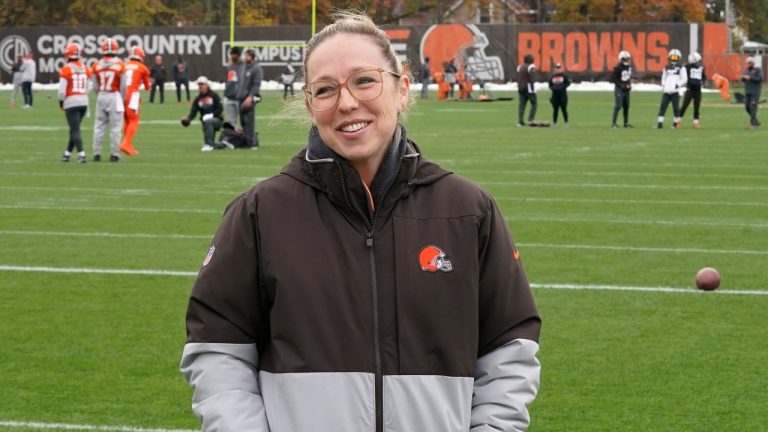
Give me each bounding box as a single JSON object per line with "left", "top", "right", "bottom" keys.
{"left": 92, "top": 56, "right": 126, "bottom": 93}
{"left": 60, "top": 61, "right": 92, "bottom": 98}
{"left": 125, "top": 60, "right": 150, "bottom": 93}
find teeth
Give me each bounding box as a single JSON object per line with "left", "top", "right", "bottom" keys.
{"left": 340, "top": 122, "right": 367, "bottom": 132}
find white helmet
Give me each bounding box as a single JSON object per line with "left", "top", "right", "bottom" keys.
{"left": 618, "top": 50, "right": 631, "bottom": 64}
{"left": 668, "top": 49, "right": 682, "bottom": 63}
{"left": 688, "top": 52, "right": 702, "bottom": 64}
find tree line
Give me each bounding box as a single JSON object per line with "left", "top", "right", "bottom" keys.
{"left": 0, "top": 0, "right": 764, "bottom": 42}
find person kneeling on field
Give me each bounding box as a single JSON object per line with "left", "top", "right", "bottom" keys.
{"left": 180, "top": 76, "right": 224, "bottom": 152}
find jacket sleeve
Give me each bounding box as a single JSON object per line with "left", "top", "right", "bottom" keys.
{"left": 180, "top": 193, "right": 271, "bottom": 432}
{"left": 750, "top": 68, "right": 763, "bottom": 83}
{"left": 470, "top": 197, "right": 541, "bottom": 432}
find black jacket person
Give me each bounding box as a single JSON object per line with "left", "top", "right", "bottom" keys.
{"left": 181, "top": 76, "right": 223, "bottom": 150}
{"left": 236, "top": 49, "right": 264, "bottom": 148}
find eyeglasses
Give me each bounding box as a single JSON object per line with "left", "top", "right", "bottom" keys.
{"left": 302, "top": 68, "right": 402, "bottom": 112}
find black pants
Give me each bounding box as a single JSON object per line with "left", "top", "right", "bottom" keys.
{"left": 518, "top": 91, "right": 537, "bottom": 124}
{"left": 680, "top": 88, "right": 702, "bottom": 120}
{"left": 22, "top": 81, "right": 33, "bottom": 106}
{"left": 283, "top": 83, "right": 294, "bottom": 99}
{"left": 658, "top": 93, "right": 680, "bottom": 118}
{"left": 612, "top": 88, "right": 630, "bottom": 126}
{"left": 550, "top": 92, "right": 568, "bottom": 124}
{"left": 150, "top": 80, "right": 165, "bottom": 103}
{"left": 202, "top": 118, "right": 222, "bottom": 146}
{"left": 240, "top": 104, "right": 258, "bottom": 148}
{"left": 65, "top": 106, "right": 87, "bottom": 152}
{"left": 745, "top": 93, "right": 761, "bottom": 126}
{"left": 175, "top": 79, "right": 190, "bottom": 102}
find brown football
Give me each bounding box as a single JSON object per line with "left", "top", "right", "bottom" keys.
{"left": 696, "top": 267, "right": 720, "bottom": 291}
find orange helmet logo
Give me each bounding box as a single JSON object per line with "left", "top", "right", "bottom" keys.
{"left": 129, "top": 46, "right": 145, "bottom": 61}
{"left": 420, "top": 24, "right": 504, "bottom": 82}
{"left": 64, "top": 43, "right": 82, "bottom": 60}
{"left": 418, "top": 245, "right": 453, "bottom": 273}
{"left": 101, "top": 37, "right": 119, "bottom": 55}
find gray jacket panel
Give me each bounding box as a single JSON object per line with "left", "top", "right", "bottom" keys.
{"left": 471, "top": 339, "right": 541, "bottom": 432}
{"left": 180, "top": 343, "right": 270, "bottom": 432}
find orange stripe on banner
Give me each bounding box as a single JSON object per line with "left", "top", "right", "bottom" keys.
{"left": 384, "top": 29, "right": 411, "bottom": 40}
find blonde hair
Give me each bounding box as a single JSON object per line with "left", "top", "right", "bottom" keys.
{"left": 271, "top": 10, "right": 414, "bottom": 127}
{"left": 304, "top": 10, "right": 404, "bottom": 80}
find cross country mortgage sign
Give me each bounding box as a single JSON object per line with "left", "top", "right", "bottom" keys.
{"left": 0, "top": 23, "right": 727, "bottom": 84}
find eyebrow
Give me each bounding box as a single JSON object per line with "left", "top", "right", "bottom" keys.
{"left": 310, "top": 66, "right": 382, "bottom": 82}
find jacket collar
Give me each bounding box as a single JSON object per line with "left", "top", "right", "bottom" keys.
{"left": 283, "top": 124, "right": 451, "bottom": 226}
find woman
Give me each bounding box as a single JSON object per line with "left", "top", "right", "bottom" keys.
{"left": 180, "top": 11, "right": 541, "bottom": 432}
{"left": 548, "top": 62, "right": 571, "bottom": 127}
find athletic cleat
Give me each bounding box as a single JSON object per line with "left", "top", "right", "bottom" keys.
{"left": 673, "top": 121, "right": 680, "bottom": 129}
{"left": 693, "top": 122, "right": 701, "bottom": 129}
{"left": 201, "top": 145, "right": 214, "bottom": 152}
{"left": 109, "top": 154, "right": 121, "bottom": 162}
{"left": 92, "top": 154, "right": 101, "bottom": 162}
{"left": 77, "top": 155, "right": 86, "bottom": 164}
{"left": 623, "top": 123, "right": 633, "bottom": 128}
{"left": 657, "top": 122, "right": 663, "bottom": 129}
{"left": 612, "top": 124, "right": 619, "bottom": 128}
{"left": 61, "top": 154, "right": 70, "bottom": 162}
{"left": 517, "top": 122, "right": 525, "bottom": 127}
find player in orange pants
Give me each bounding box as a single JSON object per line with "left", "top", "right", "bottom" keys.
{"left": 120, "top": 46, "right": 151, "bottom": 156}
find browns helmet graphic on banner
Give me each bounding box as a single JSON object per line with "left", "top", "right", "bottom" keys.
{"left": 420, "top": 24, "right": 504, "bottom": 83}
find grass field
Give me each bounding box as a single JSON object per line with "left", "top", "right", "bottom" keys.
{"left": 1, "top": 88, "right": 766, "bottom": 431}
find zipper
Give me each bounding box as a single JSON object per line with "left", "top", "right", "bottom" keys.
{"left": 366, "top": 172, "right": 399, "bottom": 432}
{"left": 366, "top": 229, "right": 383, "bottom": 432}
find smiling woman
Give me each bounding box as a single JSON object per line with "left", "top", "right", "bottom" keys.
{"left": 180, "top": 10, "right": 542, "bottom": 432}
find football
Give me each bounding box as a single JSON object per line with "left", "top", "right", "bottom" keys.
{"left": 696, "top": 267, "right": 720, "bottom": 291}
{"left": 180, "top": 117, "right": 190, "bottom": 127}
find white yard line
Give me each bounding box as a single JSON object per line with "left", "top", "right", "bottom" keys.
{"left": 458, "top": 168, "right": 768, "bottom": 180}
{"left": 1, "top": 265, "right": 765, "bottom": 296}
{"left": 479, "top": 180, "right": 768, "bottom": 192}
{"left": 531, "top": 283, "right": 768, "bottom": 296}
{"left": 0, "top": 204, "right": 220, "bottom": 214}
{"left": 519, "top": 242, "right": 768, "bottom": 255}
{"left": 0, "top": 265, "right": 197, "bottom": 277}
{"left": 496, "top": 196, "right": 768, "bottom": 207}
{"left": 0, "top": 420, "right": 195, "bottom": 432}
{"left": 505, "top": 215, "right": 768, "bottom": 229}
{"left": 0, "top": 230, "right": 209, "bottom": 240}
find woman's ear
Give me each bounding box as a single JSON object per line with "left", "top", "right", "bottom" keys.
{"left": 398, "top": 75, "right": 410, "bottom": 112}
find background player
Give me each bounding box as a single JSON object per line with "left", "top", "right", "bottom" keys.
{"left": 612, "top": 51, "right": 633, "bottom": 128}
{"left": 58, "top": 43, "right": 92, "bottom": 164}
{"left": 679, "top": 52, "right": 707, "bottom": 128}
{"left": 91, "top": 37, "right": 126, "bottom": 162}
{"left": 741, "top": 57, "right": 763, "bottom": 129}
{"left": 119, "top": 45, "right": 151, "bottom": 156}
{"left": 516, "top": 54, "right": 537, "bottom": 126}
{"left": 548, "top": 62, "right": 571, "bottom": 127}
{"left": 180, "top": 76, "right": 224, "bottom": 151}
{"left": 657, "top": 48, "right": 687, "bottom": 129}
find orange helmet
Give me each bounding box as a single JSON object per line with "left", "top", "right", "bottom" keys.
{"left": 418, "top": 245, "right": 453, "bottom": 272}
{"left": 101, "top": 37, "right": 119, "bottom": 55}
{"left": 64, "top": 43, "right": 82, "bottom": 60}
{"left": 128, "top": 46, "right": 145, "bottom": 61}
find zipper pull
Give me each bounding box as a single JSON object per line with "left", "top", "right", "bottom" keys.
{"left": 366, "top": 231, "right": 374, "bottom": 248}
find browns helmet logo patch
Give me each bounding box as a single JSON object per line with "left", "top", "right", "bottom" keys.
{"left": 418, "top": 245, "right": 453, "bottom": 273}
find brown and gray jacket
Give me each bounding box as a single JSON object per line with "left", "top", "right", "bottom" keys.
{"left": 181, "top": 125, "right": 541, "bottom": 432}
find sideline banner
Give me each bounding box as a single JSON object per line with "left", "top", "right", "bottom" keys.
{"left": 1, "top": 23, "right": 714, "bottom": 84}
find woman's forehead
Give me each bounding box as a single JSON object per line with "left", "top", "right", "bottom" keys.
{"left": 306, "top": 33, "right": 388, "bottom": 79}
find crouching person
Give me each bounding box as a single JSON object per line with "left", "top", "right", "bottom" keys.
{"left": 181, "top": 76, "right": 223, "bottom": 151}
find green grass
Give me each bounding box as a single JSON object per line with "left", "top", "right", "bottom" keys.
{"left": 0, "top": 89, "right": 766, "bottom": 431}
